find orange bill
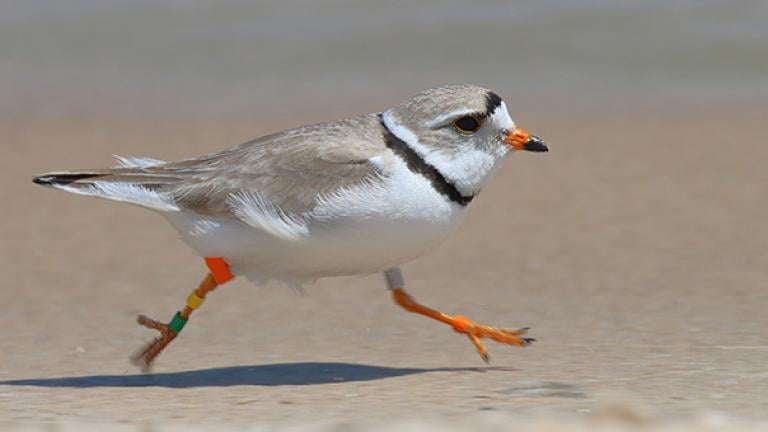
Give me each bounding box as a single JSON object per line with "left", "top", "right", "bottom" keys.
{"left": 504, "top": 127, "right": 548, "bottom": 152}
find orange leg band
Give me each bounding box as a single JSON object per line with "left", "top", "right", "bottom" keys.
{"left": 205, "top": 257, "right": 235, "bottom": 285}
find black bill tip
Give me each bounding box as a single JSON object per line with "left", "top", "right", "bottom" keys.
{"left": 524, "top": 135, "right": 548, "bottom": 152}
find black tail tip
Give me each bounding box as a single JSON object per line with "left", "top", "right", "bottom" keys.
{"left": 33, "top": 175, "right": 53, "bottom": 186}
{"left": 33, "top": 173, "right": 103, "bottom": 186}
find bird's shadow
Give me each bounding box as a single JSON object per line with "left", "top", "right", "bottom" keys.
{"left": 0, "top": 362, "right": 516, "bottom": 389}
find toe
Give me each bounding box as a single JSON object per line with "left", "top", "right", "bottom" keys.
{"left": 500, "top": 327, "right": 529, "bottom": 336}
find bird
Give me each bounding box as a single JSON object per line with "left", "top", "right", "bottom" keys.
{"left": 33, "top": 84, "right": 548, "bottom": 371}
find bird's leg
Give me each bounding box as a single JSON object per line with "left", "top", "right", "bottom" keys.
{"left": 132, "top": 257, "right": 235, "bottom": 371}
{"left": 132, "top": 273, "right": 219, "bottom": 370}
{"left": 384, "top": 267, "right": 534, "bottom": 363}
{"left": 131, "top": 272, "right": 219, "bottom": 371}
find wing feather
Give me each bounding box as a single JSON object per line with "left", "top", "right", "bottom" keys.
{"left": 35, "top": 113, "right": 388, "bottom": 221}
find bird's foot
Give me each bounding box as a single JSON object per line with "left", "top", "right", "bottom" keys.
{"left": 130, "top": 314, "right": 180, "bottom": 372}
{"left": 450, "top": 316, "right": 535, "bottom": 363}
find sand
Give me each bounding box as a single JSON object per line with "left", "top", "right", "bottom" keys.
{"left": 1, "top": 101, "right": 767, "bottom": 430}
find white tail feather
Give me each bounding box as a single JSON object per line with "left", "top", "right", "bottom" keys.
{"left": 58, "top": 182, "right": 179, "bottom": 212}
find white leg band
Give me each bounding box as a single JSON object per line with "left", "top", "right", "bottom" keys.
{"left": 383, "top": 267, "right": 404, "bottom": 291}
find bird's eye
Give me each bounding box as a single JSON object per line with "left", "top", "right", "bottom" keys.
{"left": 453, "top": 116, "right": 481, "bottom": 134}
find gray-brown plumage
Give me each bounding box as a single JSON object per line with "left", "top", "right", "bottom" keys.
{"left": 35, "top": 113, "right": 385, "bottom": 217}
{"left": 33, "top": 85, "right": 506, "bottom": 219}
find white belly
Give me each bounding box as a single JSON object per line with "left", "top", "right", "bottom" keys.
{"left": 165, "top": 162, "right": 467, "bottom": 284}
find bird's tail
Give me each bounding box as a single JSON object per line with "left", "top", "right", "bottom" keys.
{"left": 33, "top": 156, "right": 183, "bottom": 212}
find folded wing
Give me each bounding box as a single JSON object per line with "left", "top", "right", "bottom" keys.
{"left": 34, "top": 113, "right": 386, "bottom": 223}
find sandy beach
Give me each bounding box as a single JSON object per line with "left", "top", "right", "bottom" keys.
{"left": 2, "top": 1, "right": 768, "bottom": 429}
{"left": 1, "top": 100, "right": 766, "bottom": 430}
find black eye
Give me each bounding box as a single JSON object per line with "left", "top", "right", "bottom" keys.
{"left": 453, "top": 116, "right": 481, "bottom": 133}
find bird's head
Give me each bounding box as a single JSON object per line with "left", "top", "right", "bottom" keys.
{"left": 381, "top": 84, "right": 547, "bottom": 198}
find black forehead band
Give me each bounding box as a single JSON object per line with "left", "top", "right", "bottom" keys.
{"left": 484, "top": 91, "right": 503, "bottom": 117}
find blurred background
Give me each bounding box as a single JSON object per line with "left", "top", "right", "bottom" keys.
{"left": 1, "top": 0, "right": 767, "bottom": 428}
{"left": 3, "top": 0, "right": 767, "bottom": 118}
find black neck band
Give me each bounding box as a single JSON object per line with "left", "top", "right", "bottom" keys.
{"left": 379, "top": 114, "right": 474, "bottom": 207}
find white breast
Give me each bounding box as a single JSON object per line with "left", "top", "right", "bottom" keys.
{"left": 165, "top": 157, "right": 466, "bottom": 285}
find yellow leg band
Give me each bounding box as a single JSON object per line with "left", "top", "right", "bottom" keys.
{"left": 186, "top": 292, "right": 205, "bottom": 310}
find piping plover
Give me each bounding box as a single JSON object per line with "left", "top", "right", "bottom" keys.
{"left": 34, "top": 84, "right": 548, "bottom": 370}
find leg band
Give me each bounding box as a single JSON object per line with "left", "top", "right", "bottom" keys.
{"left": 186, "top": 292, "right": 205, "bottom": 309}
{"left": 384, "top": 267, "right": 404, "bottom": 290}
{"left": 168, "top": 311, "right": 188, "bottom": 333}
{"left": 205, "top": 257, "right": 235, "bottom": 285}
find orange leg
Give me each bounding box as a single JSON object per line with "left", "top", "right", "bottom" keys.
{"left": 131, "top": 273, "right": 219, "bottom": 371}
{"left": 386, "top": 268, "right": 534, "bottom": 362}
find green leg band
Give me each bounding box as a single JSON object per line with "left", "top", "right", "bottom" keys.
{"left": 168, "top": 311, "right": 187, "bottom": 333}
